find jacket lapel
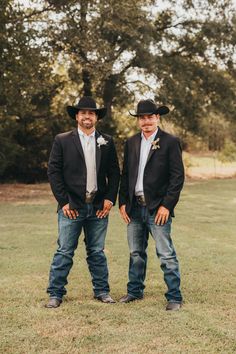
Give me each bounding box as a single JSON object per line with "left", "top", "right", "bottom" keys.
{"left": 95, "top": 131, "right": 101, "bottom": 174}
{"left": 134, "top": 132, "right": 142, "bottom": 161}
{"left": 146, "top": 128, "right": 162, "bottom": 165}
{"left": 72, "top": 129, "right": 85, "bottom": 160}
{"left": 132, "top": 133, "right": 142, "bottom": 183}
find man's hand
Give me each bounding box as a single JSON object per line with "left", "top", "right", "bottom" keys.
{"left": 96, "top": 199, "right": 113, "bottom": 218}
{"left": 119, "top": 205, "right": 130, "bottom": 224}
{"left": 155, "top": 205, "right": 169, "bottom": 225}
{"left": 62, "top": 204, "right": 79, "bottom": 219}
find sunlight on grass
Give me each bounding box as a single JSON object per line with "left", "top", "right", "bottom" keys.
{"left": 183, "top": 152, "right": 236, "bottom": 178}
{"left": 0, "top": 180, "right": 236, "bottom": 353}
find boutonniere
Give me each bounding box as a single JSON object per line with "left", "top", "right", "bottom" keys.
{"left": 151, "top": 138, "right": 160, "bottom": 150}
{"left": 97, "top": 136, "right": 108, "bottom": 148}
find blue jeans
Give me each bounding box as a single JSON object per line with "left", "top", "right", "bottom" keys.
{"left": 127, "top": 203, "right": 182, "bottom": 303}
{"left": 47, "top": 204, "right": 110, "bottom": 299}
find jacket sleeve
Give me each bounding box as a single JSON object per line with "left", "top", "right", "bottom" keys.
{"left": 119, "top": 141, "right": 129, "bottom": 207}
{"left": 47, "top": 136, "right": 69, "bottom": 208}
{"left": 104, "top": 138, "right": 120, "bottom": 205}
{"left": 161, "top": 137, "right": 185, "bottom": 211}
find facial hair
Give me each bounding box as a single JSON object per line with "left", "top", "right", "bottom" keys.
{"left": 79, "top": 119, "right": 94, "bottom": 130}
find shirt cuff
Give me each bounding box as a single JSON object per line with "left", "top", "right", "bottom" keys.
{"left": 106, "top": 200, "right": 113, "bottom": 206}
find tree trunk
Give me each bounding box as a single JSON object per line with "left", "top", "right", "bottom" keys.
{"left": 99, "top": 74, "right": 119, "bottom": 135}
{"left": 80, "top": 1, "right": 91, "bottom": 96}
{"left": 82, "top": 69, "right": 92, "bottom": 96}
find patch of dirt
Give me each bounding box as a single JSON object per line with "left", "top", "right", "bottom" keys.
{"left": 187, "top": 166, "right": 236, "bottom": 179}
{"left": 0, "top": 183, "right": 55, "bottom": 204}
{"left": 1, "top": 166, "right": 236, "bottom": 205}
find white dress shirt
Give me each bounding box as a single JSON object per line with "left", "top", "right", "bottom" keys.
{"left": 78, "top": 128, "right": 97, "bottom": 193}
{"left": 135, "top": 129, "right": 158, "bottom": 196}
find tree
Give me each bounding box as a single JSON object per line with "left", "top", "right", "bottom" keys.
{"left": 44, "top": 0, "right": 156, "bottom": 132}
{"left": 43, "top": 0, "right": 236, "bottom": 136}
{"left": 0, "top": 0, "right": 61, "bottom": 181}
{"left": 153, "top": 1, "right": 236, "bottom": 136}
{"left": 1, "top": 0, "right": 236, "bottom": 181}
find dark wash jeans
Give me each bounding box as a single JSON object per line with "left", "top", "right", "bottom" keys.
{"left": 47, "top": 204, "right": 110, "bottom": 299}
{"left": 127, "top": 203, "right": 182, "bottom": 303}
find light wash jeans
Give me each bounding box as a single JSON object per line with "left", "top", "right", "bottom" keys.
{"left": 127, "top": 203, "right": 182, "bottom": 303}
{"left": 47, "top": 204, "right": 110, "bottom": 299}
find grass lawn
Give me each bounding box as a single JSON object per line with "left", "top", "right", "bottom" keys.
{"left": 0, "top": 179, "right": 236, "bottom": 353}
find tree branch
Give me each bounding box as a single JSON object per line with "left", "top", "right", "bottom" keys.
{"left": 119, "top": 58, "right": 137, "bottom": 76}
{"left": 156, "top": 20, "right": 196, "bottom": 32}
{"left": 8, "top": 6, "right": 54, "bottom": 24}
{"left": 126, "top": 80, "right": 155, "bottom": 91}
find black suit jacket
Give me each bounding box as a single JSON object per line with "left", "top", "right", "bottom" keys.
{"left": 48, "top": 129, "right": 120, "bottom": 210}
{"left": 119, "top": 128, "right": 184, "bottom": 216}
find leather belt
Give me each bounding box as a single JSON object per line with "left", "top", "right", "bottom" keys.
{"left": 85, "top": 192, "right": 96, "bottom": 203}
{"left": 136, "top": 195, "right": 146, "bottom": 206}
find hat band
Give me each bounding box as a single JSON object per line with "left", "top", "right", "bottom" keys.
{"left": 137, "top": 111, "right": 155, "bottom": 115}
{"left": 76, "top": 106, "right": 97, "bottom": 110}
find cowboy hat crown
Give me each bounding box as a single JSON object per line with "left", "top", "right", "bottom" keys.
{"left": 67, "top": 96, "right": 107, "bottom": 120}
{"left": 129, "top": 99, "right": 169, "bottom": 117}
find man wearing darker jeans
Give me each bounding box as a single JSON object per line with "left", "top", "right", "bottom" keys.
{"left": 119, "top": 99, "right": 184, "bottom": 310}
{"left": 45, "top": 96, "right": 120, "bottom": 308}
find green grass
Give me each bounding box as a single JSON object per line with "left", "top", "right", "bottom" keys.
{"left": 0, "top": 179, "right": 236, "bottom": 353}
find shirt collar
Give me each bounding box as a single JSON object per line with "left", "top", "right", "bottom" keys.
{"left": 141, "top": 128, "right": 158, "bottom": 141}
{"left": 78, "top": 127, "right": 95, "bottom": 138}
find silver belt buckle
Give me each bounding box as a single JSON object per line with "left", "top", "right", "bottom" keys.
{"left": 85, "top": 192, "right": 95, "bottom": 203}
{"left": 136, "top": 195, "right": 146, "bottom": 206}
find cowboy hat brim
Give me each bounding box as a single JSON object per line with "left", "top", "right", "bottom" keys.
{"left": 67, "top": 106, "right": 107, "bottom": 120}
{"left": 129, "top": 105, "right": 170, "bottom": 117}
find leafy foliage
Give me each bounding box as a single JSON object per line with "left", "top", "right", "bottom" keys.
{"left": 0, "top": 0, "right": 236, "bottom": 180}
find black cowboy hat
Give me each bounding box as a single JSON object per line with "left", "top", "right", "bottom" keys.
{"left": 67, "top": 96, "right": 107, "bottom": 120}
{"left": 129, "top": 99, "right": 169, "bottom": 117}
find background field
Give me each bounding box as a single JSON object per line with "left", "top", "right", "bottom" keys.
{"left": 0, "top": 179, "right": 236, "bottom": 354}
{"left": 183, "top": 153, "right": 236, "bottom": 179}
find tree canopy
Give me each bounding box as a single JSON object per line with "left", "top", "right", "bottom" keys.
{"left": 0, "top": 0, "right": 236, "bottom": 181}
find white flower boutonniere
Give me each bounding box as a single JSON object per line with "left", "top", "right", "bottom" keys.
{"left": 151, "top": 138, "right": 160, "bottom": 150}
{"left": 97, "top": 136, "right": 108, "bottom": 148}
